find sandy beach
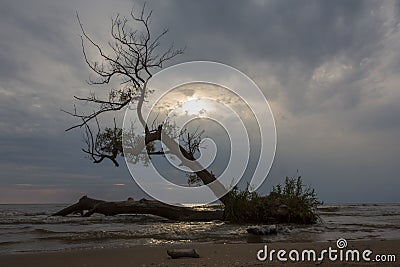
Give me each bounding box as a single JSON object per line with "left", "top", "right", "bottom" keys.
{"left": 1, "top": 240, "right": 398, "bottom": 267}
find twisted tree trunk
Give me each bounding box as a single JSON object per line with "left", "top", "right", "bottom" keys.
{"left": 53, "top": 196, "right": 223, "bottom": 221}
{"left": 126, "top": 126, "right": 229, "bottom": 204}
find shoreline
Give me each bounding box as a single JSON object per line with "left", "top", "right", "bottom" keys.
{"left": 1, "top": 239, "right": 399, "bottom": 266}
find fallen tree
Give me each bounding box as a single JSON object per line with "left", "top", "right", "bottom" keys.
{"left": 53, "top": 176, "right": 321, "bottom": 224}
{"left": 62, "top": 5, "right": 322, "bottom": 225}
{"left": 53, "top": 196, "right": 223, "bottom": 221}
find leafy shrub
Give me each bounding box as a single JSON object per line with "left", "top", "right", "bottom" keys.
{"left": 223, "top": 185, "right": 268, "bottom": 223}
{"left": 224, "top": 176, "right": 322, "bottom": 224}
{"left": 270, "top": 176, "right": 322, "bottom": 224}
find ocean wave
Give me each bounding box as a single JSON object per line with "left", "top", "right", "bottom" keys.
{"left": 317, "top": 206, "right": 341, "bottom": 212}
{"left": 1, "top": 204, "right": 400, "bottom": 254}
{"left": 0, "top": 214, "right": 168, "bottom": 225}
{"left": 0, "top": 241, "right": 23, "bottom": 246}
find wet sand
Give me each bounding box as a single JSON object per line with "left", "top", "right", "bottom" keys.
{"left": 0, "top": 240, "right": 399, "bottom": 266}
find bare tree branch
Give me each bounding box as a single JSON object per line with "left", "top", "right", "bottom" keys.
{"left": 66, "top": 4, "right": 228, "bottom": 204}
{"left": 66, "top": 7, "right": 183, "bottom": 132}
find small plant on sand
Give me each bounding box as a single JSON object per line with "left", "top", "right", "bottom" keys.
{"left": 224, "top": 176, "right": 322, "bottom": 224}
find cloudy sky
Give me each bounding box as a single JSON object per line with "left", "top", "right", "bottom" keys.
{"left": 0, "top": 0, "right": 399, "bottom": 204}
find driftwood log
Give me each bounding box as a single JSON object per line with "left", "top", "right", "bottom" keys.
{"left": 53, "top": 196, "right": 223, "bottom": 221}
{"left": 167, "top": 249, "right": 200, "bottom": 259}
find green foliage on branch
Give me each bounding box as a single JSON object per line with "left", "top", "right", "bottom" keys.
{"left": 96, "top": 127, "right": 123, "bottom": 156}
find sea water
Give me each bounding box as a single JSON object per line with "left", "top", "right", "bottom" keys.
{"left": 0, "top": 204, "right": 399, "bottom": 254}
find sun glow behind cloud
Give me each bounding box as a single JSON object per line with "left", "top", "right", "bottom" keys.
{"left": 180, "top": 97, "right": 214, "bottom": 116}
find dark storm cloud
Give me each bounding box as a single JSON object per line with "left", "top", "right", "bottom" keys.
{"left": 0, "top": 1, "right": 82, "bottom": 82}
{"left": 0, "top": 0, "right": 399, "bottom": 203}
{"left": 153, "top": 1, "right": 370, "bottom": 64}
{"left": 145, "top": 0, "right": 400, "bottom": 122}
{"left": 147, "top": 0, "right": 400, "bottom": 202}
